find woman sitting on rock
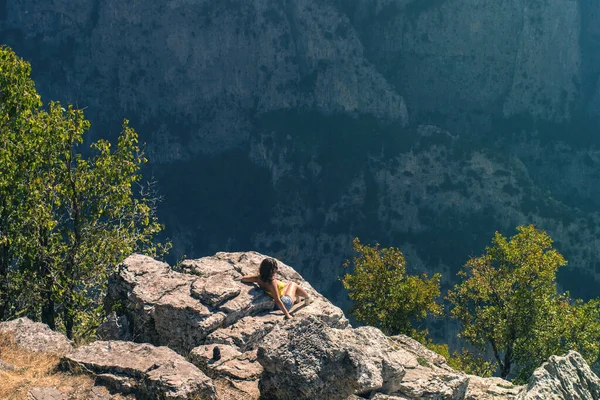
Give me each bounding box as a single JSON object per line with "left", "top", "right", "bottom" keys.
{"left": 241, "top": 257, "right": 311, "bottom": 319}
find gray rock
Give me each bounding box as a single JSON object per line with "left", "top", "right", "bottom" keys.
{"left": 27, "top": 387, "right": 67, "bottom": 400}
{"left": 517, "top": 350, "right": 600, "bottom": 400}
{"left": 97, "top": 311, "right": 131, "bottom": 341}
{"left": 62, "top": 340, "right": 217, "bottom": 400}
{"left": 189, "top": 343, "right": 242, "bottom": 373}
{"left": 191, "top": 275, "right": 241, "bottom": 307}
{"left": 466, "top": 376, "right": 521, "bottom": 400}
{"left": 0, "top": 359, "right": 19, "bottom": 371}
{"left": 187, "top": 314, "right": 282, "bottom": 386}
{"left": 369, "top": 395, "right": 405, "bottom": 400}
{"left": 257, "top": 315, "right": 406, "bottom": 399}
{"left": 258, "top": 315, "right": 530, "bottom": 399}
{"left": 389, "top": 335, "right": 448, "bottom": 367}
{"left": 100, "top": 253, "right": 600, "bottom": 400}
{"left": 384, "top": 335, "right": 521, "bottom": 399}
{"left": 86, "top": 386, "right": 119, "bottom": 400}
{"left": 0, "top": 317, "right": 74, "bottom": 356}
{"left": 184, "top": 251, "right": 349, "bottom": 331}
{"left": 189, "top": 343, "right": 263, "bottom": 381}
{"left": 105, "top": 254, "right": 217, "bottom": 353}
{"left": 204, "top": 314, "right": 281, "bottom": 351}
{"left": 382, "top": 335, "right": 470, "bottom": 399}
{"left": 102, "top": 252, "right": 349, "bottom": 398}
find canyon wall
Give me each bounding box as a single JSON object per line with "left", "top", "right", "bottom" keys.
{"left": 2, "top": 0, "right": 600, "bottom": 338}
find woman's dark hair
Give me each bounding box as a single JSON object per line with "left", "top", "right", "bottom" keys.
{"left": 259, "top": 258, "right": 278, "bottom": 282}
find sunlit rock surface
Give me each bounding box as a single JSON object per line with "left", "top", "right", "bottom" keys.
{"left": 517, "top": 351, "right": 600, "bottom": 400}
{"left": 3, "top": 253, "right": 600, "bottom": 399}
{"left": 62, "top": 341, "right": 217, "bottom": 400}
{"left": 0, "top": 317, "right": 74, "bottom": 356}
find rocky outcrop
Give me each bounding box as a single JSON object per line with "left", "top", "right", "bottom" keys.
{"left": 105, "top": 252, "right": 347, "bottom": 355}
{"left": 103, "top": 252, "right": 347, "bottom": 395}
{"left": 465, "top": 376, "right": 520, "bottom": 400}
{"left": 190, "top": 343, "right": 263, "bottom": 381}
{"left": 256, "top": 315, "right": 522, "bottom": 399}
{"left": 101, "top": 252, "right": 600, "bottom": 400}
{"left": 388, "top": 335, "right": 521, "bottom": 400}
{"left": 0, "top": 317, "right": 74, "bottom": 356}
{"left": 3, "top": 252, "right": 600, "bottom": 399}
{"left": 62, "top": 340, "right": 217, "bottom": 400}
{"left": 517, "top": 351, "right": 600, "bottom": 400}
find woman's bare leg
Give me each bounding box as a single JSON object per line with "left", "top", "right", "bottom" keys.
{"left": 283, "top": 282, "right": 309, "bottom": 304}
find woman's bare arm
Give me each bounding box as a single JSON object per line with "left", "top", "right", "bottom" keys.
{"left": 240, "top": 276, "right": 291, "bottom": 319}
{"left": 269, "top": 280, "right": 292, "bottom": 319}
{"left": 240, "top": 275, "right": 259, "bottom": 283}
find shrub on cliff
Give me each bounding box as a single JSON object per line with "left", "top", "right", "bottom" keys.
{"left": 342, "top": 238, "right": 442, "bottom": 340}
{"left": 448, "top": 225, "right": 600, "bottom": 382}
{"left": 0, "top": 46, "right": 168, "bottom": 340}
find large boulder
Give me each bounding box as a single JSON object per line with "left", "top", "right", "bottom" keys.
{"left": 258, "top": 315, "right": 411, "bottom": 399}
{"left": 0, "top": 317, "right": 74, "bottom": 356}
{"left": 61, "top": 340, "right": 217, "bottom": 400}
{"left": 517, "top": 351, "right": 600, "bottom": 400}
{"left": 105, "top": 252, "right": 347, "bottom": 354}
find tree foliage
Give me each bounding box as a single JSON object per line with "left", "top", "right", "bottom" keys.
{"left": 342, "top": 238, "right": 442, "bottom": 339}
{"left": 0, "top": 46, "right": 168, "bottom": 340}
{"left": 0, "top": 46, "right": 43, "bottom": 321}
{"left": 425, "top": 341, "right": 495, "bottom": 378}
{"left": 448, "top": 225, "right": 600, "bottom": 381}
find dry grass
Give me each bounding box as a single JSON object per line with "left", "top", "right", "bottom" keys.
{"left": 0, "top": 332, "right": 107, "bottom": 400}
{"left": 0, "top": 332, "right": 256, "bottom": 400}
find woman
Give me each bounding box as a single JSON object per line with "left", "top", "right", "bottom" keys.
{"left": 241, "top": 257, "right": 311, "bottom": 319}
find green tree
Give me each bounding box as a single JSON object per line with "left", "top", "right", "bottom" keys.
{"left": 425, "top": 341, "right": 495, "bottom": 377}
{"left": 0, "top": 46, "right": 168, "bottom": 340}
{"left": 41, "top": 104, "right": 168, "bottom": 339}
{"left": 448, "top": 225, "right": 600, "bottom": 381}
{"left": 342, "top": 238, "right": 442, "bottom": 339}
{"left": 0, "top": 46, "right": 43, "bottom": 320}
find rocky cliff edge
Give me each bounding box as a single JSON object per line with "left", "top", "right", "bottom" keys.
{"left": 0, "top": 252, "right": 598, "bottom": 400}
